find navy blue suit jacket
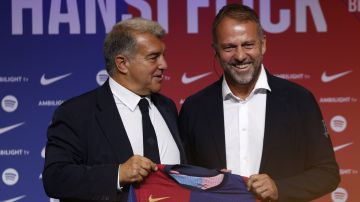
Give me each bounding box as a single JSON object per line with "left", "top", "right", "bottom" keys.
{"left": 179, "top": 71, "right": 340, "bottom": 202}
{"left": 43, "top": 80, "right": 185, "bottom": 202}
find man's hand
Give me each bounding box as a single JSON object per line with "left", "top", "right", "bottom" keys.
{"left": 247, "top": 174, "right": 278, "bottom": 201}
{"left": 119, "top": 155, "right": 158, "bottom": 185}
{"left": 220, "top": 168, "right": 232, "bottom": 173}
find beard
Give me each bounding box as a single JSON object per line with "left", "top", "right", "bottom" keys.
{"left": 221, "top": 59, "right": 261, "bottom": 86}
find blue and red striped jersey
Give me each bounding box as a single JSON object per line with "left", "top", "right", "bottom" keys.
{"left": 128, "top": 164, "right": 258, "bottom": 202}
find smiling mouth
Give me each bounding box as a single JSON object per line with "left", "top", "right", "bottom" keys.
{"left": 153, "top": 74, "right": 164, "bottom": 81}
{"left": 231, "top": 63, "right": 252, "bottom": 70}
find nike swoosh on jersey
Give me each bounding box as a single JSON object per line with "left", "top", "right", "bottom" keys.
{"left": 0, "top": 122, "right": 25, "bottom": 135}
{"left": 1, "top": 195, "right": 26, "bottom": 202}
{"left": 321, "top": 70, "right": 352, "bottom": 83}
{"left": 148, "top": 195, "right": 170, "bottom": 202}
{"left": 40, "top": 73, "right": 72, "bottom": 86}
{"left": 333, "top": 142, "right": 353, "bottom": 152}
{"left": 181, "top": 72, "right": 212, "bottom": 84}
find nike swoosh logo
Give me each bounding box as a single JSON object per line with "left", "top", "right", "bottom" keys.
{"left": 181, "top": 72, "right": 212, "bottom": 84}
{"left": 0, "top": 122, "right": 25, "bottom": 135}
{"left": 321, "top": 70, "right": 352, "bottom": 83}
{"left": 148, "top": 195, "right": 170, "bottom": 202}
{"left": 40, "top": 73, "right": 72, "bottom": 86}
{"left": 333, "top": 142, "right": 353, "bottom": 152}
{"left": 1, "top": 195, "right": 26, "bottom": 202}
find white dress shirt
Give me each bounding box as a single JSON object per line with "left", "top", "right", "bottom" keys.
{"left": 222, "top": 65, "right": 271, "bottom": 177}
{"left": 109, "top": 77, "right": 180, "bottom": 190}
{"left": 109, "top": 77, "right": 180, "bottom": 164}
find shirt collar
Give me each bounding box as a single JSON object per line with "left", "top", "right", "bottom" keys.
{"left": 222, "top": 65, "right": 271, "bottom": 101}
{"left": 109, "top": 77, "right": 151, "bottom": 111}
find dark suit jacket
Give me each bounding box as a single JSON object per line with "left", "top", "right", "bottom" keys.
{"left": 43, "top": 80, "right": 185, "bottom": 202}
{"left": 179, "top": 71, "right": 340, "bottom": 202}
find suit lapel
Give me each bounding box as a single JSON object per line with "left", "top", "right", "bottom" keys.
{"left": 95, "top": 80, "right": 133, "bottom": 163}
{"left": 207, "top": 79, "right": 227, "bottom": 167}
{"left": 260, "top": 73, "right": 289, "bottom": 172}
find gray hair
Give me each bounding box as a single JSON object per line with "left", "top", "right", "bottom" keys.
{"left": 103, "top": 17, "right": 165, "bottom": 76}
{"left": 212, "top": 4, "right": 264, "bottom": 46}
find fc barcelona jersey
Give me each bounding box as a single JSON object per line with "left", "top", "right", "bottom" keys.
{"left": 128, "top": 164, "right": 257, "bottom": 202}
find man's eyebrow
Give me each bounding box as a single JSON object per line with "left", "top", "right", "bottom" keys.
{"left": 220, "top": 43, "right": 236, "bottom": 47}
{"left": 146, "top": 52, "right": 161, "bottom": 58}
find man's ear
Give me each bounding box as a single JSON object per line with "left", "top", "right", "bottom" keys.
{"left": 115, "top": 54, "right": 129, "bottom": 74}
{"left": 211, "top": 44, "right": 218, "bottom": 57}
{"left": 261, "top": 35, "right": 267, "bottom": 55}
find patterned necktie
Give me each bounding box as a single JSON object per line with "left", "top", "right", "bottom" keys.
{"left": 138, "top": 98, "right": 160, "bottom": 163}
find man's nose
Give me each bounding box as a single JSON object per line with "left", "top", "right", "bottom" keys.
{"left": 158, "top": 55, "right": 167, "bottom": 70}
{"left": 233, "top": 47, "right": 247, "bottom": 62}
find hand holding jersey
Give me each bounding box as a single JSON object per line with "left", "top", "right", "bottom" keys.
{"left": 119, "top": 155, "right": 158, "bottom": 184}
{"left": 247, "top": 174, "right": 278, "bottom": 201}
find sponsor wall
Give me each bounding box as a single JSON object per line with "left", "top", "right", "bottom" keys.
{"left": 0, "top": 0, "right": 359, "bottom": 201}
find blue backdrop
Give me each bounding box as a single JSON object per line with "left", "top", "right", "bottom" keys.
{"left": 0, "top": 1, "right": 130, "bottom": 201}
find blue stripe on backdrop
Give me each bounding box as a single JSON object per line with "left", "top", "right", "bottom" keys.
{"left": 0, "top": 1, "right": 127, "bottom": 201}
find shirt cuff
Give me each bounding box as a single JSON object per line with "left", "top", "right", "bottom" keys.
{"left": 117, "top": 165, "right": 123, "bottom": 191}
